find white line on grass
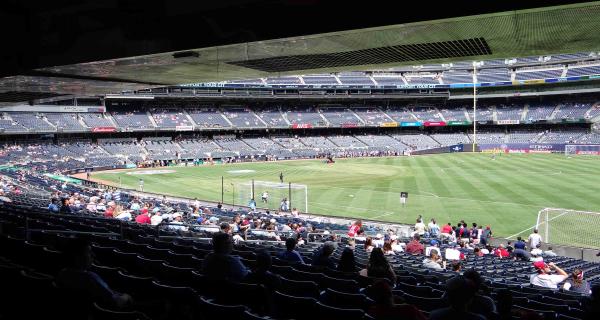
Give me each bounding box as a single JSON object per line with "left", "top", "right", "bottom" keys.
{"left": 311, "top": 185, "right": 543, "bottom": 208}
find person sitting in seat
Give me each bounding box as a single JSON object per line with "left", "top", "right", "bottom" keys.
{"left": 429, "top": 275, "right": 486, "bottom": 320}
{"left": 530, "top": 261, "right": 568, "bottom": 289}
{"left": 366, "top": 280, "right": 426, "bottom": 320}
{"left": 277, "top": 237, "right": 305, "bottom": 265}
{"left": 202, "top": 232, "right": 249, "bottom": 282}
{"left": 563, "top": 268, "right": 592, "bottom": 295}
{"left": 337, "top": 247, "right": 357, "bottom": 273}
{"left": 56, "top": 238, "right": 132, "bottom": 309}
{"left": 243, "top": 249, "right": 281, "bottom": 293}
{"left": 422, "top": 250, "right": 444, "bottom": 271}
{"left": 310, "top": 241, "right": 337, "bottom": 269}
{"left": 360, "top": 248, "right": 396, "bottom": 284}
{"left": 405, "top": 234, "right": 424, "bottom": 255}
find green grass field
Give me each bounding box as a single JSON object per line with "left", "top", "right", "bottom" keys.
{"left": 93, "top": 153, "right": 600, "bottom": 239}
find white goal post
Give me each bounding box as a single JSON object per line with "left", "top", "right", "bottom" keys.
{"left": 536, "top": 207, "right": 600, "bottom": 249}
{"left": 235, "top": 180, "right": 308, "bottom": 213}
{"left": 565, "top": 144, "right": 600, "bottom": 156}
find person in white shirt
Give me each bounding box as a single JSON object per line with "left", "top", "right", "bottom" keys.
{"left": 530, "top": 243, "right": 543, "bottom": 256}
{"left": 528, "top": 229, "right": 543, "bottom": 250}
{"left": 115, "top": 209, "right": 132, "bottom": 221}
{"left": 422, "top": 250, "right": 444, "bottom": 271}
{"left": 530, "top": 261, "right": 568, "bottom": 289}
{"left": 150, "top": 209, "right": 163, "bottom": 226}
{"left": 391, "top": 239, "right": 405, "bottom": 253}
{"left": 261, "top": 191, "right": 269, "bottom": 203}
{"left": 413, "top": 218, "right": 426, "bottom": 237}
{"left": 168, "top": 213, "right": 188, "bottom": 232}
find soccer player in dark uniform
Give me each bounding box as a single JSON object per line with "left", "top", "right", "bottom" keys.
{"left": 280, "top": 172, "right": 284, "bottom": 184}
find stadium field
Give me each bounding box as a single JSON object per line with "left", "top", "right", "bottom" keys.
{"left": 92, "top": 153, "right": 600, "bottom": 239}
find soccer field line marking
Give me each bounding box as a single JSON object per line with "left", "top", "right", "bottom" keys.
{"left": 310, "top": 184, "right": 544, "bottom": 208}
{"left": 506, "top": 211, "right": 568, "bottom": 239}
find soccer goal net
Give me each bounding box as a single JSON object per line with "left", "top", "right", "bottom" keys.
{"left": 235, "top": 180, "right": 308, "bottom": 213}
{"left": 565, "top": 144, "right": 600, "bottom": 156}
{"left": 536, "top": 208, "right": 600, "bottom": 249}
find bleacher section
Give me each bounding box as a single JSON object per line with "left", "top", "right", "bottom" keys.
{"left": 9, "top": 113, "right": 54, "bottom": 131}
{"left": 111, "top": 111, "right": 154, "bottom": 130}
{"left": 284, "top": 107, "right": 326, "bottom": 127}
{"left": 393, "top": 134, "right": 440, "bottom": 150}
{"left": 319, "top": 107, "right": 362, "bottom": 126}
{"left": 150, "top": 108, "right": 193, "bottom": 128}
{"left": 352, "top": 107, "right": 392, "bottom": 126}
{"left": 222, "top": 107, "right": 265, "bottom": 128}
{"left": 45, "top": 113, "right": 86, "bottom": 131}
{"left": 431, "top": 133, "right": 471, "bottom": 146}
{"left": 186, "top": 108, "right": 231, "bottom": 128}
{"left": 80, "top": 113, "right": 115, "bottom": 128}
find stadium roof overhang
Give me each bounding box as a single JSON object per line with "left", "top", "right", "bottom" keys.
{"left": 3, "top": 1, "right": 600, "bottom": 98}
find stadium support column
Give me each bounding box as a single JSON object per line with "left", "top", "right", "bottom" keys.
{"left": 472, "top": 62, "right": 477, "bottom": 152}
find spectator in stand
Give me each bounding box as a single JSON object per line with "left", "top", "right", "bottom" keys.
{"left": 514, "top": 237, "right": 526, "bottom": 250}
{"left": 429, "top": 275, "right": 485, "bottom": 320}
{"left": 364, "top": 236, "right": 375, "bottom": 253}
{"left": 135, "top": 210, "right": 151, "bottom": 224}
{"left": 480, "top": 226, "right": 492, "bottom": 246}
{"left": 56, "top": 238, "right": 132, "bottom": 309}
{"left": 425, "top": 239, "right": 440, "bottom": 256}
{"left": 366, "top": 280, "right": 426, "bottom": 320}
{"left": 582, "top": 284, "right": 600, "bottom": 319}
{"left": 60, "top": 198, "right": 73, "bottom": 214}
{"left": 337, "top": 247, "right": 357, "bottom": 273}
{"left": 441, "top": 222, "right": 453, "bottom": 235}
{"left": 277, "top": 237, "right": 305, "bottom": 265}
{"left": 48, "top": 198, "right": 60, "bottom": 213}
{"left": 167, "top": 213, "right": 188, "bottom": 232}
{"left": 528, "top": 229, "right": 543, "bottom": 249}
{"left": 104, "top": 203, "right": 115, "bottom": 218}
{"left": 464, "top": 269, "right": 497, "bottom": 319}
{"left": 413, "top": 218, "right": 426, "bottom": 237}
{"left": 405, "top": 234, "right": 424, "bottom": 255}
{"left": 530, "top": 261, "right": 568, "bottom": 289}
{"left": 494, "top": 244, "right": 510, "bottom": 258}
{"left": 473, "top": 247, "right": 484, "bottom": 257}
{"left": 428, "top": 218, "right": 440, "bottom": 238}
{"left": 563, "top": 268, "right": 592, "bottom": 295}
{"left": 360, "top": 248, "right": 396, "bottom": 284}
{"left": 452, "top": 262, "right": 462, "bottom": 273}
{"left": 470, "top": 223, "right": 479, "bottom": 244}
{"left": 311, "top": 241, "right": 337, "bottom": 269}
{"left": 512, "top": 248, "right": 531, "bottom": 261}
{"left": 422, "top": 250, "right": 444, "bottom": 271}
{"left": 530, "top": 243, "right": 543, "bottom": 256}
{"left": 202, "top": 232, "right": 249, "bottom": 282}
{"left": 348, "top": 219, "right": 362, "bottom": 237}
{"left": 543, "top": 246, "right": 558, "bottom": 257}
{"left": 243, "top": 249, "right": 281, "bottom": 294}
{"left": 150, "top": 207, "right": 162, "bottom": 225}
{"left": 382, "top": 241, "right": 395, "bottom": 256}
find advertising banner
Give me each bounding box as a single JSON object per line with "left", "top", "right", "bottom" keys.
{"left": 448, "top": 145, "right": 464, "bottom": 152}
{"left": 424, "top": 121, "right": 447, "bottom": 127}
{"left": 380, "top": 122, "right": 398, "bottom": 128}
{"left": 478, "top": 143, "right": 566, "bottom": 153}
{"left": 400, "top": 121, "right": 422, "bottom": 127}
{"left": 291, "top": 123, "right": 312, "bottom": 129}
{"left": 496, "top": 119, "right": 520, "bottom": 125}
{"left": 91, "top": 127, "right": 116, "bottom": 133}
{"left": 447, "top": 121, "right": 471, "bottom": 126}
{"left": 175, "top": 125, "right": 194, "bottom": 131}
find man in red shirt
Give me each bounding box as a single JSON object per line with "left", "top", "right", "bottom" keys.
{"left": 135, "top": 210, "right": 151, "bottom": 224}
{"left": 441, "top": 223, "right": 452, "bottom": 234}
{"left": 405, "top": 234, "right": 425, "bottom": 255}
{"left": 494, "top": 244, "right": 509, "bottom": 258}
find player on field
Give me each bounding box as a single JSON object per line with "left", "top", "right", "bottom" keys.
{"left": 139, "top": 178, "right": 144, "bottom": 192}
{"left": 261, "top": 191, "right": 269, "bottom": 203}
{"left": 280, "top": 172, "right": 284, "bottom": 184}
